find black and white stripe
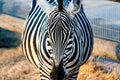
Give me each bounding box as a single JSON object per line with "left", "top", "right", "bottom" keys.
{"left": 22, "top": 0, "right": 93, "bottom": 80}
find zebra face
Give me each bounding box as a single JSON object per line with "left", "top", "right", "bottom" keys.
{"left": 47, "top": 8, "right": 74, "bottom": 80}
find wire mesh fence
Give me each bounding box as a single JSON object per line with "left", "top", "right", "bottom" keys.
{"left": 88, "top": 17, "right": 120, "bottom": 43}
{"left": 0, "top": 0, "right": 120, "bottom": 43}
{"left": 84, "top": 0, "right": 120, "bottom": 43}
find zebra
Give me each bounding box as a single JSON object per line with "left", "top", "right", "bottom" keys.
{"left": 22, "top": 0, "right": 93, "bottom": 80}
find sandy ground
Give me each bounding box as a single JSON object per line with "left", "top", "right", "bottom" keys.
{"left": 0, "top": 47, "right": 119, "bottom": 80}
{"left": 0, "top": 14, "right": 120, "bottom": 80}
{"left": 0, "top": 47, "right": 40, "bottom": 80}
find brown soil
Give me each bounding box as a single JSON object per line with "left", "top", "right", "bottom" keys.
{"left": 0, "top": 47, "right": 118, "bottom": 80}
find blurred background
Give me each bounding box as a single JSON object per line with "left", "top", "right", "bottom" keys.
{"left": 0, "top": 0, "right": 120, "bottom": 80}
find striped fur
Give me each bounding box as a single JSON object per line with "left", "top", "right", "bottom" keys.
{"left": 22, "top": 0, "right": 93, "bottom": 80}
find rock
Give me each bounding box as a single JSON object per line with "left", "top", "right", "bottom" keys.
{"left": 0, "top": 27, "right": 21, "bottom": 48}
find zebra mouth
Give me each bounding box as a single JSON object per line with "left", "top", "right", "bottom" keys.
{"left": 50, "top": 58, "right": 67, "bottom": 80}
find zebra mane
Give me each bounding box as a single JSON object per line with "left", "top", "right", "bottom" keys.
{"left": 57, "top": 0, "right": 63, "bottom": 11}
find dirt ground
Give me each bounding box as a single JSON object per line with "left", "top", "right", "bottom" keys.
{"left": 0, "top": 47, "right": 118, "bottom": 80}
{"left": 0, "top": 14, "right": 119, "bottom": 80}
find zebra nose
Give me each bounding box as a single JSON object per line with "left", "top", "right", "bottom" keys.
{"left": 53, "top": 57, "right": 61, "bottom": 67}
{"left": 52, "top": 55, "right": 64, "bottom": 66}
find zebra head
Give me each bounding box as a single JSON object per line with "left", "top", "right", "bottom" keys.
{"left": 38, "top": 0, "right": 82, "bottom": 79}
{"left": 47, "top": 8, "right": 74, "bottom": 80}
{"left": 46, "top": 0, "right": 80, "bottom": 79}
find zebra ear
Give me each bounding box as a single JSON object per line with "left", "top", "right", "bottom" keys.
{"left": 37, "top": 0, "right": 56, "bottom": 16}
{"left": 65, "top": 0, "right": 82, "bottom": 15}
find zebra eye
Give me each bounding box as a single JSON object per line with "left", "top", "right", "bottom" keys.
{"left": 47, "top": 41, "right": 51, "bottom": 46}
{"left": 46, "top": 31, "right": 49, "bottom": 38}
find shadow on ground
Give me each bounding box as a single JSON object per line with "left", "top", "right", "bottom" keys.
{"left": 0, "top": 27, "right": 21, "bottom": 48}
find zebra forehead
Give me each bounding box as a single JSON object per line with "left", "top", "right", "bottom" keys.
{"left": 47, "top": 8, "right": 74, "bottom": 30}
{"left": 49, "top": 9, "right": 70, "bottom": 19}
{"left": 47, "top": 15, "right": 73, "bottom": 39}
{"left": 46, "top": 8, "right": 74, "bottom": 46}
